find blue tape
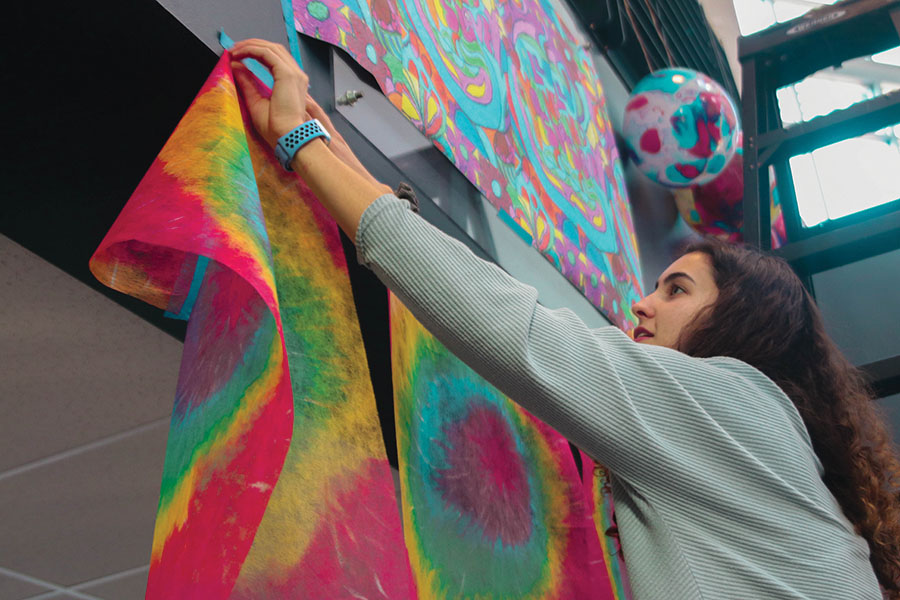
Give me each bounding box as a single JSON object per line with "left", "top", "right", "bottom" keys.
{"left": 497, "top": 209, "right": 534, "bottom": 245}
{"left": 217, "top": 29, "right": 275, "bottom": 89}
{"left": 165, "top": 255, "right": 210, "bottom": 321}
{"left": 280, "top": 0, "right": 304, "bottom": 69}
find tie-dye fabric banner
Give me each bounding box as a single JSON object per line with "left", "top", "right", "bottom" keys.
{"left": 389, "top": 296, "right": 623, "bottom": 599}
{"left": 292, "top": 0, "right": 642, "bottom": 328}
{"left": 582, "top": 453, "right": 633, "bottom": 600}
{"left": 90, "top": 53, "right": 413, "bottom": 599}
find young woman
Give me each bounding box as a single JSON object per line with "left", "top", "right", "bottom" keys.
{"left": 230, "top": 39, "right": 900, "bottom": 599}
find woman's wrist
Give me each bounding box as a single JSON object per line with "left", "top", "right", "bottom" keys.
{"left": 291, "top": 139, "right": 392, "bottom": 196}
{"left": 289, "top": 137, "right": 330, "bottom": 173}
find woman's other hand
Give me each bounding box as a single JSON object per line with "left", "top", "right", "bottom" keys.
{"left": 230, "top": 39, "right": 308, "bottom": 148}
{"left": 305, "top": 96, "right": 393, "bottom": 195}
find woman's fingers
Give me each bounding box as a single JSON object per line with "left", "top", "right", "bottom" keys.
{"left": 230, "top": 39, "right": 309, "bottom": 143}
{"left": 305, "top": 95, "right": 342, "bottom": 140}
{"left": 305, "top": 95, "right": 329, "bottom": 124}
{"left": 232, "top": 44, "right": 296, "bottom": 83}
{"left": 231, "top": 39, "right": 308, "bottom": 92}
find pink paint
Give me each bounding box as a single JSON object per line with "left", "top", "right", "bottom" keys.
{"left": 639, "top": 129, "right": 661, "bottom": 154}
{"left": 522, "top": 412, "right": 617, "bottom": 599}
{"left": 175, "top": 263, "right": 271, "bottom": 414}
{"left": 434, "top": 404, "right": 532, "bottom": 546}
{"left": 625, "top": 95, "right": 648, "bottom": 111}
{"left": 675, "top": 163, "right": 701, "bottom": 179}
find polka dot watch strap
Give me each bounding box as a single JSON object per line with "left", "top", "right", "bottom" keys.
{"left": 274, "top": 119, "right": 332, "bottom": 171}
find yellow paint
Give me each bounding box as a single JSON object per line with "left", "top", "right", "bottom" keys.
{"left": 438, "top": 49, "right": 460, "bottom": 79}
{"left": 401, "top": 95, "right": 421, "bottom": 121}
{"left": 536, "top": 119, "right": 549, "bottom": 146}
{"left": 426, "top": 95, "right": 439, "bottom": 124}
{"left": 570, "top": 194, "right": 586, "bottom": 213}
{"left": 430, "top": 0, "right": 448, "bottom": 28}
{"left": 545, "top": 168, "right": 562, "bottom": 190}
{"left": 519, "top": 218, "right": 533, "bottom": 237}
{"left": 466, "top": 80, "right": 487, "bottom": 99}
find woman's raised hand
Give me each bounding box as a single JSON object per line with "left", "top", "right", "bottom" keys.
{"left": 230, "top": 39, "right": 309, "bottom": 149}
{"left": 230, "top": 38, "right": 391, "bottom": 239}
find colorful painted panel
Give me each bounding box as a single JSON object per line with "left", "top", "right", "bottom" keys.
{"left": 389, "top": 295, "right": 615, "bottom": 598}
{"left": 293, "top": 0, "right": 643, "bottom": 328}
{"left": 90, "top": 53, "right": 412, "bottom": 599}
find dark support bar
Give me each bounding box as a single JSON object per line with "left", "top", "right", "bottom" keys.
{"left": 773, "top": 206, "right": 900, "bottom": 275}
{"left": 860, "top": 355, "right": 900, "bottom": 399}
{"left": 757, "top": 91, "right": 900, "bottom": 165}
{"left": 738, "top": 0, "right": 900, "bottom": 89}
{"left": 742, "top": 58, "right": 762, "bottom": 249}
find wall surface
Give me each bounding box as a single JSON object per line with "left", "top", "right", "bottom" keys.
{"left": 0, "top": 236, "right": 178, "bottom": 599}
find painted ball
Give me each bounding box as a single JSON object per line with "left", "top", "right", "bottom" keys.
{"left": 674, "top": 134, "right": 788, "bottom": 248}
{"left": 623, "top": 68, "right": 740, "bottom": 188}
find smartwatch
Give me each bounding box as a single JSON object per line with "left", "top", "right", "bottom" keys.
{"left": 274, "top": 119, "right": 332, "bottom": 171}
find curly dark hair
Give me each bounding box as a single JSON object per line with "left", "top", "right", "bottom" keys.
{"left": 676, "top": 238, "right": 900, "bottom": 596}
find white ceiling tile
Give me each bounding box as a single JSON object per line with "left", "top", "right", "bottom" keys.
{"left": 0, "top": 423, "right": 167, "bottom": 585}
{"left": 0, "top": 235, "right": 181, "bottom": 472}
{"left": 0, "top": 572, "right": 53, "bottom": 600}
{"left": 76, "top": 567, "right": 148, "bottom": 600}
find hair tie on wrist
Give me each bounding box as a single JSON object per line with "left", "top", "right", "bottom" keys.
{"left": 395, "top": 182, "right": 419, "bottom": 213}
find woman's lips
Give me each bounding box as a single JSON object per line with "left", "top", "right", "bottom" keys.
{"left": 634, "top": 327, "right": 654, "bottom": 342}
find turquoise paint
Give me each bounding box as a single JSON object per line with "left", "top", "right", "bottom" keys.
{"left": 165, "top": 255, "right": 210, "bottom": 321}
{"left": 497, "top": 209, "right": 534, "bottom": 245}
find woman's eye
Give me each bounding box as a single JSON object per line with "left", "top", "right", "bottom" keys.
{"left": 670, "top": 285, "right": 685, "bottom": 296}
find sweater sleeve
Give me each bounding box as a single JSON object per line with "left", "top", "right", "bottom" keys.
{"left": 355, "top": 194, "right": 784, "bottom": 480}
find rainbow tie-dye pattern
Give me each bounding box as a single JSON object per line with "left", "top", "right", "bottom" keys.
{"left": 389, "top": 296, "right": 624, "bottom": 599}
{"left": 90, "top": 53, "right": 412, "bottom": 599}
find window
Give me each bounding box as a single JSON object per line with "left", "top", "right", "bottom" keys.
{"left": 733, "top": 0, "right": 900, "bottom": 226}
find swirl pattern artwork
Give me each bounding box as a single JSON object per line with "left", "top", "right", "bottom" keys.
{"left": 90, "top": 54, "right": 412, "bottom": 599}
{"left": 292, "top": 0, "right": 643, "bottom": 328}
{"left": 390, "top": 296, "right": 620, "bottom": 598}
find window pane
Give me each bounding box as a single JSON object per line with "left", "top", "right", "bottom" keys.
{"left": 733, "top": 0, "right": 776, "bottom": 35}
{"left": 791, "top": 135, "right": 900, "bottom": 227}
{"left": 788, "top": 153, "right": 828, "bottom": 225}
{"left": 872, "top": 46, "right": 900, "bottom": 67}
{"left": 781, "top": 76, "right": 871, "bottom": 124}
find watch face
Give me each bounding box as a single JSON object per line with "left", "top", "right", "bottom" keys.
{"left": 311, "top": 119, "right": 331, "bottom": 143}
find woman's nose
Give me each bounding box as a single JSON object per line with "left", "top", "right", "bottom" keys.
{"left": 632, "top": 296, "right": 653, "bottom": 320}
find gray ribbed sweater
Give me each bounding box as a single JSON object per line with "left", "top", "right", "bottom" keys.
{"left": 355, "top": 194, "right": 882, "bottom": 599}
